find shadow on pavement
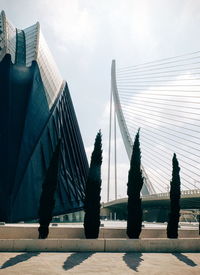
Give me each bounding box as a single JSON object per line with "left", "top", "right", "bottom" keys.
{"left": 63, "top": 252, "right": 93, "bottom": 271}
{"left": 172, "top": 253, "right": 197, "bottom": 267}
{"left": 0, "top": 252, "right": 40, "bottom": 269}
{"left": 123, "top": 252, "right": 143, "bottom": 272}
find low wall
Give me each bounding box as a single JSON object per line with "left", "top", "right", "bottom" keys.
{"left": 0, "top": 238, "right": 199, "bottom": 252}
{"left": 0, "top": 226, "right": 199, "bottom": 239}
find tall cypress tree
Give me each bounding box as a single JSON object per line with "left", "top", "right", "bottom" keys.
{"left": 84, "top": 130, "right": 102, "bottom": 239}
{"left": 167, "top": 153, "right": 181, "bottom": 238}
{"left": 127, "top": 129, "right": 144, "bottom": 239}
{"left": 38, "top": 140, "right": 61, "bottom": 239}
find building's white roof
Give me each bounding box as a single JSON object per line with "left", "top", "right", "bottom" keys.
{"left": 0, "top": 11, "right": 63, "bottom": 108}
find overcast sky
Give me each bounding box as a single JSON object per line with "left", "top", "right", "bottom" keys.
{"left": 1, "top": 0, "right": 200, "bottom": 201}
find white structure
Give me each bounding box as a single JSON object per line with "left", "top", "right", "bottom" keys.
{"left": 0, "top": 10, "right": 63, "bottom": 108}
{"left": 110, "top": 60, "right": 155, "bottom": 195}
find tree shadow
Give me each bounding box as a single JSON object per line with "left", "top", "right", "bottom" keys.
{"left": 63, "top": 252, "right": 93, "bottom": 271}
{"left": 172, "top": 253, "right": 197, "bottom": 267}
{"left": 123, "top": 252, "right": 143, "bottom": 272}
{"left": 0, "top": 252, "right": 40, "bottom": 269}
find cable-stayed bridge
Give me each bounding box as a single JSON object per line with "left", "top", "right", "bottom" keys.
{"left": 105, "top": 51, "right": 200, "bottom": 220}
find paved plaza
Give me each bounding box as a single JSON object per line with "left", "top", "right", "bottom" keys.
{"left": 0, "top": 252, "right": 199, "bottom": 274}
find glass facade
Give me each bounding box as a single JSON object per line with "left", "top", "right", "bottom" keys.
{"left": 0, "top": 10, "right": 88, "bottom": 222}
{"left": 36, "top": 32, "right": 63, "bottom": 107}
{"left": 24, "top": 23, "right": 38, "bottom": 65}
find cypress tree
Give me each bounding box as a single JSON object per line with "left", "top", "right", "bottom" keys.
{"left": 127, "top": 129, "right": 144, "bottom": 239}
{"left": 38, "top": 140, "right": 61, "bottom": 239}
{"left": 84, "top": 130, "right": 102, "bottom": 239}
{"left": 167, "top": 153, "right": 181, "bottom": 238}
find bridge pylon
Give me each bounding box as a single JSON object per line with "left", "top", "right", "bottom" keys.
{"left": 107, "top": 60, "right": 156, "bottom": 200}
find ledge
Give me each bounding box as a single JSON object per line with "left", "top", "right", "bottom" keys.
{"left": 0, "top": 238, "right": 199, "bottom": 252}
{"left": 0, "top": 226, "right": 199, "bottom": 239}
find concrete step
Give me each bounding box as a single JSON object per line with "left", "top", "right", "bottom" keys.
{"left": 0, "top": 226, "right": 199, "bottom": 239}
{"left": 0, "top": 238, "right": 200, "bottom": 252}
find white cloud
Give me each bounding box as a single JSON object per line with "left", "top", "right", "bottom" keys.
{"left": 40, "top": 0, "right": 96, "bottom": 50}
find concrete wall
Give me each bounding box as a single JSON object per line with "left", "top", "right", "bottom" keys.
{"left": 0, "top": 226, "right": 199, "bottom": 239}
{"left": 0, "top": 238, "right": 199, "bottom": 252}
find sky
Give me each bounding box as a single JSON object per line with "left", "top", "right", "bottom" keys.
{"left": 1, "top": 0, "right": 200, "bottom": 201}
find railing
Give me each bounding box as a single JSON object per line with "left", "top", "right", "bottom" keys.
{"left": 103, "top": 189, "right": 200, "bottom": 208}
{"left": 142, "top": 189, "right": 200, "bottom": 199}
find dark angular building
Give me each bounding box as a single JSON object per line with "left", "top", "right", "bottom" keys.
{"left": 0, "top": 11, "right": 88, "bottom": 222}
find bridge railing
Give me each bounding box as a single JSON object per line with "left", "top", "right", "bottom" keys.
{"left": 103, "top": 189, "right": 200, "bottom": 206}
{"left": 143, "top": 189, "right": 200, "bottom": 199}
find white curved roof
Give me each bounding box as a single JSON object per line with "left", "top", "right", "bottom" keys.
{"left": 0, "top": 11, "right": 63, "bottom": 108}
{"left": 0, "top": 11, "right": 16, "bottom": 63}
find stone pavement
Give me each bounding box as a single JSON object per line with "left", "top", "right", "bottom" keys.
{"left": 0, "top": 252, "right": 200, "bottom": 274}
